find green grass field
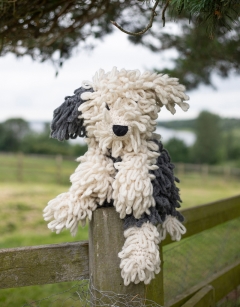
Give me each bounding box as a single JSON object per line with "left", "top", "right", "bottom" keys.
{"left": 0, "top": 153, "right": 76, "bottom": 184}
{"left": 0, "top": 154, "right": 240, "bottom": 306}
{"left": 0, "top": 173, "right": 239, "bottom": 250}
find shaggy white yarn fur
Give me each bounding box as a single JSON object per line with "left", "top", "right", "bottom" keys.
{"left": 159, "top": 215, "right": 187, "bottom": 242}
{"left": 119, "top": 223, "right": 161, "bottom": 286}
{"left": 43, "top": 146, "right": 115, "bottom": 236}
{"left": 44, "top": 67, "right": 189, "bottom": 285}
{"left": 112, "top": 151, "right": 158, "bottom": 219}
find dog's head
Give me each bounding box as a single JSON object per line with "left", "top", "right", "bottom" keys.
{"left": 51, "top": 67, "right": 189, "bottom": 157}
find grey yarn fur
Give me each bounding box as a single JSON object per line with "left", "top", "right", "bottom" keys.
{"left": 123, "top": 139, "right": 184, "bottom": 230}
{"left": 50, "top": 87, "right": 93, "bottom": 141}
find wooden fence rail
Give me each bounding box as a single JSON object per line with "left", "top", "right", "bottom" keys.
{"left": 0, "top": 195, "right": 240, "bottom": 306}
{"left": 175, "top": 162, "right": 240, "bottom": 179}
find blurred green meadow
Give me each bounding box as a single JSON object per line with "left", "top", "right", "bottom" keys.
{"left": 0, "top": 175, "right": 239, "bottom": 249}
{"left": 0, "top": 154, "right": 240, "bottom": 306}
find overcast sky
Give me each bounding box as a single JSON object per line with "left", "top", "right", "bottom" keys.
{"left": 0, "top": 29, "right": 240, "bottom": 123}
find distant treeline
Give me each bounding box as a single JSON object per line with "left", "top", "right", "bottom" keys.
{"left": 158, "top": 117, "right": 240, "bottom": 132}
{"left": 0, "top": 111, "right": 240, "bottom": 166}
{"left": 0, "top": 118, "right": 87, "bottom": 157}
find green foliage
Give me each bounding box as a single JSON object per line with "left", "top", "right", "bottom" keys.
{"left": 0, "top": 118, "right": 31, "bottom": 151}
{"left": 0, "top": 0, "right": 239, "bottom": 90}
{"left": 129, "top": 7, "right": 240, "bottom": 90}
{"left": 0, "top": 0, "right": 132, "bottom": 65}
{"left": 192, "top": 111, "right": 224, "bottom": 164}
{"left": 170, "top": 0, "right": 240, "bottom": 37}
{"left": 22, "top": 132, "right": 87, "bottom": 156}
{"left": 220, "top": 118, "right": 240, "bottom": 131}
{"left": 161, "top": 22, "right": 240, "bottom": 90}
{"left": 164, "top": 137, "right": 190, "bottom": 163}
{"left": 158, "top": 117, "right": 240, "bottom": 132}
{"left": 0, "top": 118, "right": 87, "bottom": 156}
{"left": 224, "top": 130, "right": 240, "bottom": 161}
{"left": 158, "top": 116, "right": 240, "bottom": 166}
{"left": 158, "top": 119, "right": 196, "bottom": 130}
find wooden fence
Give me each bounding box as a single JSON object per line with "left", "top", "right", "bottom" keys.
{"left": 0, "top": 152, "right": 74, "bottom": 184}
{"left": 0, "top": 152, "right": 240, "bottom": 184}
{"left": 0, "top": 195, "right": 240, "bottom": 306}
{"left": 175, "top": 162, "right": 240, "bottom": 179}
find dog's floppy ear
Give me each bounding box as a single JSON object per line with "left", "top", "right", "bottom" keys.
{"left": 152, "top": 74, "right": 189, "bottom": 114}
{"left": 50, "top": 86, "right": 93, "bottom": 141}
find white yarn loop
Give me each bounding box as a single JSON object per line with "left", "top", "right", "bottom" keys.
{"left": 119, "top": 223, "right": 161, "bottom": 286}
{"left": 81, "top": 80, "right": 93, "bottom": 89}
{"left": 159, "top": 215, "right": 187, "bottom": 242}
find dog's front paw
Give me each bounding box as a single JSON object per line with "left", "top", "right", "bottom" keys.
{"left": 43, "top": 192, "right": 96, "bottom": 236}
{"left": 113, "top": 155, "right": 155, "bottom": 219}
{"left": 118, "top": 223, "right": 161, "bottom": 286}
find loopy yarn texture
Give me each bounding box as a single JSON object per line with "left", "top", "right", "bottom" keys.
{"left": 43, "top": 67, "right": 189, "bottom": 286}
{"left": 51, "top": 86, "right": 93, "bottom": 141}
{"left": 159, "top": 215, "right": 187, "bottom": 241}
{"left": 119, "top": 223, "right": 161, "bottom": 285}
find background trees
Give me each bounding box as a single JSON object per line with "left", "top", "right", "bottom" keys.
{"left": 0, "top": 119, "right": 87, "bottom": 156}
{"left": 191, "top": 111, "right": 223, "bottom": 164}
{"left": 0, "top": 118, "right": 30, "bottom": 152}
{"left": 164, "top": 138, "right": 190, "bottom": 163}
{"left": 0, "top": 1, "right": 131, "bottom": 65}
{"left": 1, "top": 0, "right": 239, "bottom": 89}
{"left": 162, "top": 111, "right": 240, "bottom": 166}
{"left": 131, "top": 20, "right": 240, "bottom": 90}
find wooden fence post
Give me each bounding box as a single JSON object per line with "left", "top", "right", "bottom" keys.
{"left": 17, "top": 152, "right": 23, "bottom": 182}
{"left": 224, "top": 167, "right": 231, "bottom": 180}
{"left": 55, "top": 154, "right": 62, "bottom": 184}
{"left": 89, "top": 207, "right": 164, "bottom": 306}
{"left": 178, "top": 163, "right": 185, "bottom": 176}
{"left": 201, "top": 164, "right": 209, "bottom": 177}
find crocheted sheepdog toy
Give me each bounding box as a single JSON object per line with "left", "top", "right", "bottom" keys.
{"left": 43, "top": 67, "right": 189, "bottom": 286}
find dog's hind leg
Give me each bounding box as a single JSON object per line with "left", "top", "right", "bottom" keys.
{"left": 43, "top": 147, "right": 115, "bottom": 236}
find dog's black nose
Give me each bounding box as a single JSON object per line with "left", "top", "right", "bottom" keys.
{"left": 112, "top": 125, "right": 128, "bottom": 137}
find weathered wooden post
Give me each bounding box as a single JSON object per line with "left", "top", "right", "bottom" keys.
{"left": 89, "top": 207, "right": 164, "bottom": 306}
{"left": 224, "top": 166, "right": 231, "bottom": 180}
{"left": 55, "top": 154, "right": 62, "bottom": 184}
{"left": 178, "top": 163, "right": 185, "bottom": 176}
{"left": 201, "top": 164, "right": 209, "bottom": 177}
{"left": 17, "top": 152, "right": 23, "bottom": 182}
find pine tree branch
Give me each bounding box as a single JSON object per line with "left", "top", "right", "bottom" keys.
{"left": 162, "top": 0, "right": 170, "bottom": 27}
{"left": 110, "top": 0, "right": 160, "bottom": 36}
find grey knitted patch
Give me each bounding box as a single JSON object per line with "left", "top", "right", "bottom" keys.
{"left": 50, "top": 87, "right": 93, "bottom": 141}
{"left": 123, "top": 207, "right": 162, "bottom": 230}
{"left": 151, "top": 139, "right": 183, "bottom": 222}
